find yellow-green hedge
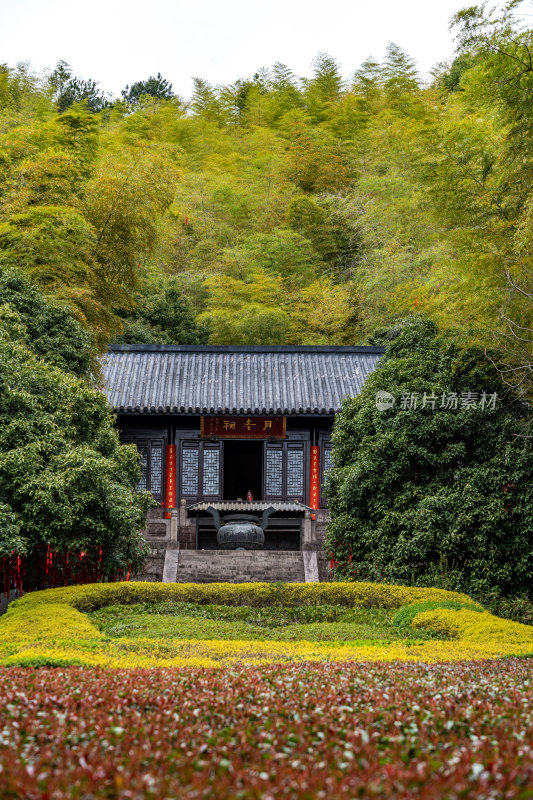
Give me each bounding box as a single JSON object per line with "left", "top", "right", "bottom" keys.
{"left": 1, "top": 582, "right": 531, "bottom": 667}
{"left": 9, "top": 580, "right": 481, "bottom": 613}
{"left": 412, "top": 608, "right": 533, "bottom": 646}
{"left": 0, "top": 603, "right": 102, "bottom": 645}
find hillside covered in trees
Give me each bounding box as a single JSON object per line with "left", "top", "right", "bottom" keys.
{"left": 1, "top": 1, "right": 532, "bottom": 394}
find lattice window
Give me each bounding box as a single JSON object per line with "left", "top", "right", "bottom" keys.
{"left": 266, "top": 449, "right": 283, "bottom": 496}
{"left": 203, "top": 448, "right": 220, "bottom": 496}
{"left": 150, "top": 446, "right": 163, "bottom": 496}
{"left": 286, "top": 449, "right": 304, "bottom": 497}
{"left": 323, "top": 447, "right": 333, "bottom": 477}
{"left": 181, "top": 448, "right": 199, "bottom": 496}
{"left": 137, "top": 446, "right": 148, "bottom": 492}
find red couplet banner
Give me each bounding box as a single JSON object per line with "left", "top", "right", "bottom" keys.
{"left": 165, "top": 445, "right": 176, "bottom": 509}
{"left": 309, "top": 445, "right": 320, "bottom": 510}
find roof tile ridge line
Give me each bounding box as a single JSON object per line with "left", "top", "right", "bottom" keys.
{"left": 293, "top": 350, "right": 305, "bottom": 416}
{"left": 171, "top": 348, "right": 183, "bottom": 414}
{"left": 196, "top": 350, "right": 205, "bottom": 416}
{"left": 172, "top": 347, "right": 183, "bottom": 414}
{"left": 128, "top": 350, "right": 142, "bottom": 412}
{"left": 319, "top": 350, "right": 336, "bottom": 416}
{"left": 238, "top": 349, "right": 245, "bottom": 415}
{"left": 278, "top": 349, "right": 288, "bottom": 416}
{"left": 101, "top": 349, "right": 116, "bottom": 407}
{"left": 109, "top": 348, "right": 122, "bottom": 409}
{"left": 201, "top": 351, "right": 211, "bottom": 415}
{"left": 306, "top": 349, "right": 321, "bottom": 414}
{"left": 151, "top": 349, "right": 163, "bottom": 414}
{"left": 296, "top": 350, "right": 306, "bottom": 414}
{"left": 124, "top": 351, "right": 137, "bottom": 412}
{"left": 332, "top": 352, "right": 351, "bottom": 414}
{"left": 294, "top": 350, "right": 307, "bottom": 414}
{"left": 106, "top": 344, "right": 387, "bottom": 353}
{"left": 265, "top": 353, "right": 274, "bottom": 414}
{"left": 251, "top": 349, "right": 260, "bottom": 417}
{"left": 210, "top": 350, "right": 221, "bottom": 417}
{"left": 232, "top": 350, "right": 239, "bottom": 416}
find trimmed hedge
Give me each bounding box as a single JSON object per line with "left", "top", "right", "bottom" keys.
{"left": 393, "top": 600, "right": 482, "bottom": 629}
{"left": 412, "top": 607, "right": 533, "bottom": 646}
{"left": 0, "top": 603, "right": 102, "bottom": 644}
{"left": 9, "top": 580, "right": 481, "bottom": 614}
{"left": 1, "top": 582, "right": 533, "bottom": 666}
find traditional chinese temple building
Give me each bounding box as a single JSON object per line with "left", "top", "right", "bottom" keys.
{"left": 103, "top": 344, "right": 384, "bottom": 582}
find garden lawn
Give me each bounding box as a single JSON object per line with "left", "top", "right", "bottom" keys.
{"left": 0, "top": 661, "right": 532, "bottom": 799}
{"left": 88, "top": 601, "right": 433, "bottom": 643}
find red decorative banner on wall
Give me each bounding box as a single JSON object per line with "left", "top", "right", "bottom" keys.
{"left": 309, "top": 445, "right": 320, "bottom": 510}
{"left": 165, "top": 445, "right": 176, "bottom": 509}
{"left": 200, "top": 416, "right": 286, "bottom": 439}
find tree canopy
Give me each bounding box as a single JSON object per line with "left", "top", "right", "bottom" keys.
{"left": 0, "top": 305, "right": 151, "bottom": 577}
{"left": 2, "top": 7, "right": 531, "bottom": 385}
{"left": 324, "top": 316, "right": 533, "bottom": 598}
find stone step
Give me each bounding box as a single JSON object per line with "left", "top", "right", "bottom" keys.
{"left": 163, "top": 550, "right": 306, "bottom": 584}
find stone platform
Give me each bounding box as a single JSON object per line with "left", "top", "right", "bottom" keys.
{"left": 135, "top": 548, "right": 329, "bottom": 584}
{"left": 134, "top": 503, "right": 331, "bottom": 584}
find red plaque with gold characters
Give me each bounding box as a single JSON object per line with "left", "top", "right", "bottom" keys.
{"left": 309, "top": 445, "right": 320, "bottom": 510}
{"left": 200, "top": 416, "right": 286, "bottom": 439}
{"left": 165, "top": 445, "right": 176, "bottom": 509}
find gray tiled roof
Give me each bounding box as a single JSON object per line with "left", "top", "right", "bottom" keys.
{"left": 103, "top": 345, "right": 384, "bottom": 416}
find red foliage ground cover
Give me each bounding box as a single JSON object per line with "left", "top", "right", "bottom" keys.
{"left": 0, "top": 661, "right": 532, "bottom": 799}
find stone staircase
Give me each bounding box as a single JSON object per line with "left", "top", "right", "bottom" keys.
{"left": 161, "top": 550, "right": 319, "bottom": 584}
{"left": 134, "top": 547, "right": 330, "bottom": 584}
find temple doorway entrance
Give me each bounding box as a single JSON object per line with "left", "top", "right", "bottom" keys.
{"left": 223, "top": 441, "right": 263, "bottom": 500}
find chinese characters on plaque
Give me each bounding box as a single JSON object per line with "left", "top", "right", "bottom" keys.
{"left": 200, "top": 416, "right": 286, "bottom": 439}
{"left": 309, "top": 445, "right": 320, "bottom": 510}
{"left": 165, "top": 445, "right": 176, "bottom": 510}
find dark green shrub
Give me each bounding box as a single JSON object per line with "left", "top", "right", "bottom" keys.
{"left": 325, "top": 316, "right": 533, "bottom": 598}
{"left": 393, "top": 600, "right": 482, "bottom": 630}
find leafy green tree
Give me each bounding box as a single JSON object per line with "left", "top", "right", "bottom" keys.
{"left": 121, "top": 73, "right": 174, "bottom": 105}
{"left": 352, "top": 56, "right": 383, "bottom": 102}
{"left": 0, "top": 306, "right": 151, "bottom": 573}
{"left": 286, "top": 195, "right": 355, "bottom": 269}
{"left": 199, "top": 270, "right": 289, "bottom": 344}
{"left": 0, "top": 62, "right": 48, "bottom": 113}
{"left": 385, "top": 5, "right": 533, "bottom": 394}
{"left": 82, "top": 144, "right": 179, "bottom": 320}
{"left": 434, "top": 52, "right": 478, "bottom": 92}
{"left": 304, "top": 53, "right": 343, "bottom": 123}
{"left": 0, "top": 205, "right": 97, "bottom": 295}
{"left": 325, "top": 316, "right": 533, "bottom": 597}
{"left": 279, "top": 109, "right": 350, "bottom": 192}
{"left": 0, "top": 267, "right": 94, "bottom": 376}
{"left": 1, "top": 149, "right": 82, "bottom": 211}
{"left": 288, "top": 278, "right": 360, "bottom": 344}
{"left": 382, "top": 42, "right": 420, "bottom": 111}
{"left": 49, "top": 61, "right": 110, "bottom": 113}
{"left": 270, "top": 63, "right": 304, "bottom": 120}
{"left": 217, "top": 228, "right": 324, "bottom": 287}
{"left": 114, "top": 276, "right": 209, "bottom": 345}
{"left": 190, "top": 78, "right": 227, "bottom": 124}
{"left": 54, "top": 109, "right": 99, "bottom": 180}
